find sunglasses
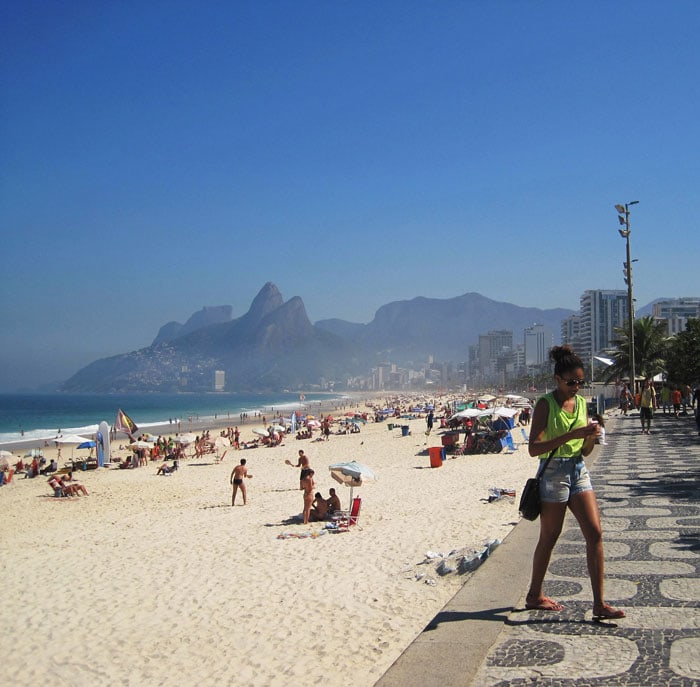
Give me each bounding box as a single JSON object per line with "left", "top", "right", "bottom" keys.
{"left": 563, "top": 378, "right": 585, "bottom": 387}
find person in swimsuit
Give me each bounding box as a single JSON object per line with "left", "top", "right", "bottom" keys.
{"left": 526, "top": 345, "right": 624, "bottom": 621}
{"left": 301, "top": 469, "right": 315, "bottom": 524}
{"left": 285, "top": 449, "right": 311, "bottom": 489}
{"left": 230, "top": 458, "right": 252, "bottom": 506}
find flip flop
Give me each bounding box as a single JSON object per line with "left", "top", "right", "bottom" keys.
{"left": 525, "top": 596, "right": 564, "bottom": 611}
{"left": 592, "top": 604, "right": 625, "bottom": 621}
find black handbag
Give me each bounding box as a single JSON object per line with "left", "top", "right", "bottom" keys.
{"left": 519, "top": 451, "right": 555, "bottom": 521}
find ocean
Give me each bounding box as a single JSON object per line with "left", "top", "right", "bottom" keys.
{"left": 0, "top": 392, "right": 346, "bottom": 447}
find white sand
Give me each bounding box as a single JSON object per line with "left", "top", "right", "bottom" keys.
{"left": 1, "top": 411, "right": 537, "bottom": 687}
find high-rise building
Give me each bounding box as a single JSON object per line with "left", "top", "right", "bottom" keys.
{"left": 576, "top": 290, "right": 628, "bottom": 364}
{"left": 214, "top": 370, "right": 225, "bottom": 391}
{"left": 652, "top": 297, "right": 700, "bottom": 335}
{"left": 524, "top": 324, "right": 552, "bottom": 367}
{"left": 561, "top": 313, "right": 581, "bottom": 354}
{"left": 478, "top": 330, "right": 513, "bottom": 377}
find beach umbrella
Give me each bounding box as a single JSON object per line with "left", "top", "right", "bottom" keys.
{"left": 450, "top": 408, "right": 483, "bottom": 420}
{"left": 77, "top": 440, "right": 96, "bottom": 449}
{"left": 175, "top": 433, "right": 197, "bottom": 445}
{"left": 0, "top": 452, "right": 12, "bottom": 470}
{"left": 53, "top": 434, "right": 92, "bottom": 444}
{"left": 491, "top": 407, "right": 519, "bottom": 418}
{"left": 128, "top": 440, "right": 152, "bottom": 451}
{"left": 329, "top": 460, "right": 377, "bottom": 509}
{"left": 252, "top": 428, "right": 269, "bottom": 437}
{"left": 306, "top": 420, "right": 321, "bottom": 428}
{"left": 271, "top": 424, "right": 286, "bottom": 433}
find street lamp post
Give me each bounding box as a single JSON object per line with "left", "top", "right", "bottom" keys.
{"left": 615, "top": 201, "right": 639, "bottom": 392}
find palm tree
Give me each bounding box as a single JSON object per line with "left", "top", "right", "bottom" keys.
{"left": 602, "top": 316, "right": 669, "bottom": 383}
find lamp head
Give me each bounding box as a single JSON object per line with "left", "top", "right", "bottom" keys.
{"left": 614, "top": 204, "right": 626, "bottom": 213}
{"left": 618, "top": 229, "right": 630, "bottom": 238}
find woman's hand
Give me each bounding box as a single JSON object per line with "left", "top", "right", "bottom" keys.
{"left": 571, "top": 423, "right": 598, "bottom": 440}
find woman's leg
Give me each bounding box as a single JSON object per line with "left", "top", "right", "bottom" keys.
{"left": 527, "top": 501, "right": 567, "bottom": 609}
{"left": 568, "top": 489, "right": 623, "bottom": 617}
{"left": 568, "top": 490, "right": 604, "bottom": 606}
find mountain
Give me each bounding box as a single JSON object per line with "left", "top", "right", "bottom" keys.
{"left": 61, "top": 284, "right": 574, "bottom": 393}
{"left": 152, "top": 305, "right": 233, "bottom": 345}
{"left": 317, "top": 292, "right": 571, "bottom": 363}
{"left": 61, "top": 283, "right": 363, "bottom": 393}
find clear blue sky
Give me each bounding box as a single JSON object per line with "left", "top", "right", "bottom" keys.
{"left": 2, "top": 1, "right": 699, "bottom": 391}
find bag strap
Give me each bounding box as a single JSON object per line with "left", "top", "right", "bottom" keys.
{"left": 535, "top": 449, "right": 557, "bottom": 478}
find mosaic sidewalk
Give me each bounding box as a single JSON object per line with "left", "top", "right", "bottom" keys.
{"left": 473, "top": 412, "right": 700, "bottom": 686}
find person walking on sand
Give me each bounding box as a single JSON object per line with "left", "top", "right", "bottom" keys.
{"left": 525, "top": 345, "right": 625, "bottom": 621}
{"left": 230, "top": 459, "right": 252, "bottom": 506}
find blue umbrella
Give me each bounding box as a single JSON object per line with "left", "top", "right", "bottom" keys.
{"left": 77, "top": 441, "right": 96, "bottom": 449}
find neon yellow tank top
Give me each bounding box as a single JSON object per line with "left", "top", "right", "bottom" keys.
{"left": 540, "top": 392, "right": 586, "bottom": 458}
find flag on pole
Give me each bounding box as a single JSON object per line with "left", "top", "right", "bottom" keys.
{"left": 114, "top": 409, "right": 138, "bottom": 439}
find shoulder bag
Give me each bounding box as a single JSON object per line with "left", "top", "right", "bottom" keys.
{"left": 519, "top": 450, "right": 556, "bottom": 521}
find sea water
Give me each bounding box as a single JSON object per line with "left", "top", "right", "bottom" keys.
{"left": 0, "top": 392, "right": 343, "bottom": 446}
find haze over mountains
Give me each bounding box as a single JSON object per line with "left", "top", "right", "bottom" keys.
{"left": 61, "top": 283, "right": 573, "bottom": 393}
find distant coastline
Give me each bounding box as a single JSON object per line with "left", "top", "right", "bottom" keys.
{"left": 0, "top": 391, "right": 371, "bottom": 451}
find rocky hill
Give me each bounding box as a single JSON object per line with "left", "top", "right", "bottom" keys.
{"left": 61, "top": 283, "right": 573, "bottom": 392}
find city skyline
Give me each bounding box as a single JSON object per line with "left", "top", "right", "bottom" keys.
{"left": 2, "top": 2, "right": 699, "bottom": 390}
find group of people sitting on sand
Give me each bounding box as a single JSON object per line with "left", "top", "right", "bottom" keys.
{"left": 47, "top": 472, "right": 89, "bottom": 497}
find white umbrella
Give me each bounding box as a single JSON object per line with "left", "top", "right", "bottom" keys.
{"left": 252, "top": 428, "right": 269, "bottom": 437}
{"left": 128, "top": 440, "right": 152, "bottom": 450}
{"left": 271, "top": 424, "right": 286, "bottom": 433}
{"left": 53, "top": 434, "right": 92, "bottom": 444}
{"left": 329, "top": 461, "right": 377, "bottom": 509}
{"left": 0, "top": 451, "right": 12, "bottom": 470}
{"left": 175, "top": 433, "right": 197, "bottom": 445}
{"left": 450, "top": 408, "right": 483, "bottom": 420}
{"left": 491, "top": 407, "right": 519, "bottom": 418}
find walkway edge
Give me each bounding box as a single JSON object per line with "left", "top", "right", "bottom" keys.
{"left": 375, "top": 516, "right": 540, "bottom": 687}
{"left": 375, "top": 441, "right": 605, "bottom": 687}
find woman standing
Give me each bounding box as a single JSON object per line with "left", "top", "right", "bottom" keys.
{"left": 526, "top": 345, "right": 625, "bottom": 621}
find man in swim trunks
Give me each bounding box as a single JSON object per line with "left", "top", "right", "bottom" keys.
{"left": 285, "top": 449, "right": 311, "bottom": 489}
{"left": 230, "top": 458, "right": 252, "bottom": 506}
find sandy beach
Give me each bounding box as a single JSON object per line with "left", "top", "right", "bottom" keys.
{"left": 1, "top": 399, "right": 538, "bottom": 687}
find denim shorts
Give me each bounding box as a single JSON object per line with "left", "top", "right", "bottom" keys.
{"left": 539, "top": 457, "right": 592, "bottom": 503}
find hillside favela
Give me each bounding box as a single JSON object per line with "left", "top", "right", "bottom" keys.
{"left": 61, "top": 281, "right": 700, "bottom": 396}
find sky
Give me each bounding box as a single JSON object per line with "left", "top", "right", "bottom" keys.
{"left": 2, "top": 1, "right": 699, "bottom": 391}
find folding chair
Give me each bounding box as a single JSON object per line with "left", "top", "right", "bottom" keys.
{"left": 520, "top": 428, "right": 530, "bottom": 442}
{"left": 332, "top": 496, "right": 362, "bottom": 529}
{"left": 505, "top": 432, "right": 516, "bottom": 452}
{"left": 499, "top": 437, "right": 514, "bottom": 454}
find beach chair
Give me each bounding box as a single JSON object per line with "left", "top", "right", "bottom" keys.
{"left": 520, "top": 428, "right": 530, "bottom": 443}
{"left": 499, "top": 437, "right": 515, "bottom": 454}
{"left": 2, "top": 468, "right": 15, "bottom": 486}
{"left": 505, "top": 432, "right": 516, "bottom": 452}
{"left": 332, "top": 496, "right": 362, "bottom": 529}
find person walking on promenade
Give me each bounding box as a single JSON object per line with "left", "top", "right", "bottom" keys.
{"left": 526, "top": 345, "right": 624, "bottom": 621}
{"left": 660, "top": 384, "right": 671, "bottom": 415}
{"left": 671, "top": 387, "right": 682, "bottom": 418}
{"left": 639, "top": 378, "right": 656, "bottom": 434}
